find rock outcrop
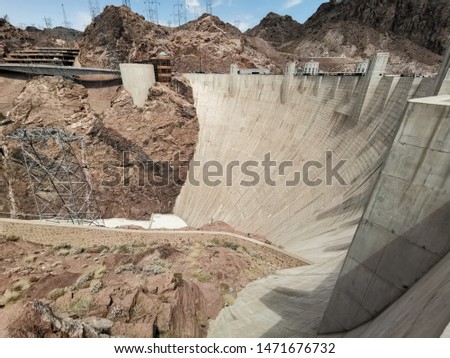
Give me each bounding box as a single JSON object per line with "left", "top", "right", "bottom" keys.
{"left": 306, "top": 0, "right": 450, "bottom": 55}
{"left": 246, "top": 0, "right": 449, "bottom": 75}
{"left": 9, "top": 301, "right": 113, "bottom": 338}
{"left": 0, "top": 76, "right": 199, "bottom": 220}
{"left": 79, "top": 6, "right": 170, "bottom": 69}
{"left": 79, "top": 6, "right": 282, "bottom": 73}
{"left": 245, "top": 12, "right": 303, "bottom": 45}
{"left": 1, "top": 235, "right": 303, "bottom": 338}
{"left": 0, "top": 18, "right": 81, "bottom": 59}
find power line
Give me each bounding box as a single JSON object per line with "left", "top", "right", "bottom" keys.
{"left": 61, "top": 3, "right": 72, "bottom": 29}
{"left": 88, "top": 0, "right": 100, "bottom": 19}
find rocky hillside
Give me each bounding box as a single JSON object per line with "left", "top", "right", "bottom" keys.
{"left": 0, "top": 18, "right": 81, "bottom": 59}
{"left": 282, "top": 19, "right": 442, "bottom": 75}
{"left": 246, "top": 0, "right": 448, "bottom": 75}
{"left": 0, "top": 18, "right": 31, "bottom": 58}
{"left": 79, "top": 6, "right": 170, "bottom": 69}
{"left": 245, "top": 12, "right": 303, "bottom": 45}
{"left": 306, "top": 0, "right": 450, "bottom": 55}
{"left": 79, "top": 6, "right": 283, "bottom": 73}
{"left": 1, "top": 232, "right": 303, "bottom": 337}
{"left": 0, "top": 76, "right": 199, "bottom": 220}
{"left": 167, "top": 14, "right": 283, "bottom": 73}
{"left": 3, "top": 2, "right": 446, "bottom": 75}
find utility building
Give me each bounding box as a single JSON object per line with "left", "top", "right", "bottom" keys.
{"left": 355, "top": 60, "right": 370, "bottom": 75}
{"left": 304, "top": 60, "right": 320, "bottom": 75}
{"left": 238, "top": 68, "right": 270, "bottom": 75}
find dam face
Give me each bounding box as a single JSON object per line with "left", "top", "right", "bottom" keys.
{"left": 175, "top": 51, "right": 450, "bottom": 337}
{"left": 174, "top": 66, "right": 434, "bottom": 263}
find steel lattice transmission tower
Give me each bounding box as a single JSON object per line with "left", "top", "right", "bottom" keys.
{"left": 122, "top": 0, "right": 131, "bottom": 8}
{"left": 145, "top": 1, "right": 160, "bottom": 24}
{"left": 173, "top": 0, "right": 187, "bottom": 26}
{"left": 61, "top": 3, "right": 72, "bottom": 28}
{"left": 43, "top": 17, "right": 53, "bottom": 29}
{"left": 191, "top": 5, "right": 200, "bottom": 19}
{"left": 5, "top": 128, "right": 103, "bottom": 226}
{"left": 206, "top": 0, "right": 212, "bottom": 14}
{"left": 88, "top": 0, "right": 100, "bottom": 19}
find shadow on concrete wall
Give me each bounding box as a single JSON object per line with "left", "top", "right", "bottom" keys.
{"left": 77, "top": 77, "right": 123, "bottom": 88}
{"left": 257, "top": 200, "right": 450, "bottom": 338}
{"left": 321, "top": 200, "right": 450, "bottom": 333}
{"left": 259, "top": 278, "right": 338, "bottom": 338}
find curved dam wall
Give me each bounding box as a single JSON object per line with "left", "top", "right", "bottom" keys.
{"left": 175, "top": 68, "right": 434, "bottom": 262}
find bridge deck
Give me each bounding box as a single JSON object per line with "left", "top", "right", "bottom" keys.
{"left": 0, "top": 64, "right": 121, "bottom": 77}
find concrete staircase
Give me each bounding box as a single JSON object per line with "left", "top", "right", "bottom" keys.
{"left": 4, "top": 48, "right": 79, "bottom": 67}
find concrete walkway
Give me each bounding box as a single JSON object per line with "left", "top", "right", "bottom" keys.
{"left": 0, "top": 64, "right": 120, "bottom": 77}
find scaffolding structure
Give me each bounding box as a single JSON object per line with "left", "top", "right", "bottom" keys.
{"left": 5, "top": 128, "right": 103, "bottom": 226}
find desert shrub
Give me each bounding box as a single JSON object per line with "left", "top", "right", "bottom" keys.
{"left": 114, "top": 263, "right": 135, "bottom": 274}
{"left": 193, "top": 271, "right": 212, "bottom": 283}
{"left": 54, "top": 243, "right": 72, "bottom": 250}
{"left": 223, "top": 294, "right": 235, "bottom": 306}
{"left": 47, "top": 288, "right": 66, "bottom": 301}
{"left": 211, "top": 239, "right": 239, "bottom": 251}
{"left": 13, "top": 279, "right": 30, "bottom": 292}
{"left": 219, "top": 282, "right": 230, "bottom": 294}
{"left": 5, "top": 235, "right": 21, "bottom": 242}
{"left": 171, "top": 273, "right": 184, "bottom": 287}
{"left": 70, "top": 295, "right": 93, "bottom": 316}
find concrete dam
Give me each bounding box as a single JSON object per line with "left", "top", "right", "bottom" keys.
{"left": 175, "top": 55, "right": 434, "bottom": 262}
{"left": 1, "top": 50, "right": 449, "bottom": 338}
{"left": 173, "top": 52, "right": 450, "bottom": 337}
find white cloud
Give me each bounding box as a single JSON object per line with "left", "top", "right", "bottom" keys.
{"left": 185, "top": 0, "right": 201, "bottom": 7}
{"left": 282, "top": 0, "right": 304, "bottom": 10}
{"left": 236, "top": 21, "right": 250, "bottom": 32}
{"left": 233, "top": 14, "right": 256, "bottom": 32}
{"left": 72, "top": 11, "right": 92, "bottom": 31}
{"left": 213, "top": 0, "right": 233, "bottom": 8}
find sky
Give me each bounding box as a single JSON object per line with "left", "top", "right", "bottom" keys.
{"left": 0, "top": 0, "right": 328, "bottom": 32}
